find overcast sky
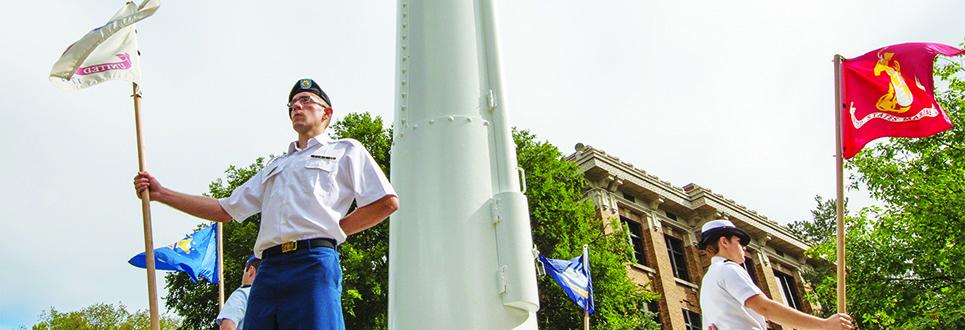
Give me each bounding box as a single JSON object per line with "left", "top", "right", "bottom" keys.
{"left": 1, "top": 0, "right": 963, "bottom": 328}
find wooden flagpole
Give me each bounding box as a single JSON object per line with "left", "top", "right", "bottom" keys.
{"left": 218, "top": 223, "right": 225, "bottom": 310}
{"left": 132, "top": 82, "right": 161, "bottom": 330}
{"left": 833, "top": 54, "right": 847, "bottom": 314}
{"left": 583, "top": 310, "right": 590, "bottom": 330}
{"left": 584, "top": 244, "right": 591, "bottom": 330}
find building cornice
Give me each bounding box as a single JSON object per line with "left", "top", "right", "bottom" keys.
{"left": 568, "top": 143, "right": 812, "bottom": 255}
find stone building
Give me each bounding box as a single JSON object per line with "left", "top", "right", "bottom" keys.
{"left": 567, "top": 144, "right": 823, "bottom": 329}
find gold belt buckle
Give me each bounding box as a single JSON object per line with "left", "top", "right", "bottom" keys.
{"left": 281, "top": 241, "right": 297, "bottom": 253}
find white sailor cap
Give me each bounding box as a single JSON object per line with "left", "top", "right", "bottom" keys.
{"left": 698, "top": 219, "right": 750, "bottom": 249}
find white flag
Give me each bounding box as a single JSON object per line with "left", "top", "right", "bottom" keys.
{"left": 49, "top": 0, "right": 160, "bottom": 90}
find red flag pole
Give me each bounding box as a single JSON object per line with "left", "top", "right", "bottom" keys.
{"left": 833, "top": 54, "right": 847, "bottom": 314}
{"left": 132, "top": 82, "right": 161, "bottom": 330}
{"left": 218, "top": 223, "right": 225, "bottom": 310}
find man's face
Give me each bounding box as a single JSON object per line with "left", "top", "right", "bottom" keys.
{"left": 719, "top": 235, "right": 747, "bottom": 261}
{"left": 288, "top": 91, "right": 332, "bottom": 133}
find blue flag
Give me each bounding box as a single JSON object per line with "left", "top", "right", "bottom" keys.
{"left": 539, "top": 245, "right": 594, "bottom": 314}
{"left": 129, "top": 223, "right": 219, "bottom": 284}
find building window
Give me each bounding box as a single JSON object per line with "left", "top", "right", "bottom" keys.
{"left": 622, "top": 217, "right": 647, "bottom": 265}
{"left": 774, "top": 270, "right": 802, "bottom": 311}
{"left": 665, "top": 211, "right": 678, "bottom": 220}
{"left": 743, "top": 257, "right": 759, "bottom": 286}
{"left": 682, "top": 310, "right": 701, "bottom": 330}
{"left": 665, "top": 235, "right": 690, "bottom": 282}
{"left": 622, "top": 192, "right": 635, "bottom": 202}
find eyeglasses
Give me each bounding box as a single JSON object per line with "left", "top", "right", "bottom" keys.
{"left": 287, "top": 95, "right": 328, "bottom": 110}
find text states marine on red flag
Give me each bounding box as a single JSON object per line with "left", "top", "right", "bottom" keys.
{"left": 840, "top": 42, "right": 964, "bottom": 158}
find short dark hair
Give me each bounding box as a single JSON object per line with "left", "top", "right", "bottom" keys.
{"left": 704, "top": 234, "right": 742, "bottom": 254}
{"left": 244, "top": 257, "right": 261, "bottom": 271}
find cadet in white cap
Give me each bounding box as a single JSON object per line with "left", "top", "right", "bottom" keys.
{"left": 697, "top": 219, "right": 853, "bottom": 330}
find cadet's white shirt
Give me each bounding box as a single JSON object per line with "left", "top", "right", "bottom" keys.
{"left": 700, "top": 256, "right": 767, "bottom": 330}
{"left": 219, "top": 136, "right": 396, "bottom": 257}
{"left": 216, "top": 286, "right": 250, "bottom": 329}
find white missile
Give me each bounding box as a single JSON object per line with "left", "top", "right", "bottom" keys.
{"left": 388, "top": 0, "right": 540, "bottom": 329}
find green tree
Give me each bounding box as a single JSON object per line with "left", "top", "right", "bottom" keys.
{"left": 514, "top": 129, "right": 660, "bottom": 329}
{"left": 785, "top": 195, "right": 841, "bottom": 318}
{"left": 328, "top": 113, "right": 393, "bottom": 329}
{"left": 32, "top": 303, "right": 179, "bottom": 330}
{"left": 802, "top": 47, "right": 965, "bottom": 329}
{"left": 787, "top": 196, "right": 841, "bottom": 245}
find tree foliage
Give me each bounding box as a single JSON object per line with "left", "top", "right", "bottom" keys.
{"left": 785, "top": 195, "right": 841, "bottom": 318}
{"left": 787, "top": 196, "right": 841, "bottom": 245}
{"left": 31, "top": 303, "right": 179, "bottom": 330}
{"left": 798, "top": 47, "right": 965, "bottom": 329}
{"left": 328, "top": 113, "right": 393, "bottom": 329}
{"left": 514, "top": 129, "right": 660, "bottom": 329}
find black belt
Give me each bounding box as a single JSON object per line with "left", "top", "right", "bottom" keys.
{"left": 263, "top": 238, "right": 337, "bottom": 258}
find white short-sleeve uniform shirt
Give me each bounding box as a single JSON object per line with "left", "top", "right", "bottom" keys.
{"left": 216, "top": 286, "right": 251, "bottom": 329}
{"left": 699, "top": 256, "right": 767, "bottom": 330}
{"left": 219, "top": 136, "right": 396, "bottom": 257}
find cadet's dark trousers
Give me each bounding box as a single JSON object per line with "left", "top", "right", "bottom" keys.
{"left": 244, "top": 246, "right": 344, "bottom": 330}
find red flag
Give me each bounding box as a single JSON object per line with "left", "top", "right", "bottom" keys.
{"left": 840, "top": 42, "right": 963, "bottom": 159}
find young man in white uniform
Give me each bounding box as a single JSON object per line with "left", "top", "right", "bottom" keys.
{"left": 698, "top": 219, "right": 853, "bottom": 330}
{"left": 134, "top": 79, "right": 399, "bottom": 329}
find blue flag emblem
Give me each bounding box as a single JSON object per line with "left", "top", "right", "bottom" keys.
{"left": 539, "top": 245, "right": 594, "bottom": 314}
{"left": 129, "top": 223, "right": 220, "bottom": 284}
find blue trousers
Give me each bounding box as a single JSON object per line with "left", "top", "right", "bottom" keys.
{"left": 244, "top": 247, "right": 344, "bottom": 330}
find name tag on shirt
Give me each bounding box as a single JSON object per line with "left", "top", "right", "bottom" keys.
{"left": 306, "top": 155, "right": 337, "bottom": 172}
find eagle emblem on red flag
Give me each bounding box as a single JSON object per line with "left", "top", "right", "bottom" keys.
{"left": 840, "top": 43, "right": 963, "bottom": 159}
